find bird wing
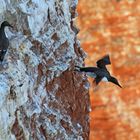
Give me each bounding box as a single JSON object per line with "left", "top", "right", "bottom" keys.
{"left": 0, "top": 36, "right": 9, "bottom": 49}
{"left": 0, "top": 38, "right": 9, "bottom": 62}
{"left": 75, "top": 66, "right": 99, "bottom": 73}
{"left": 0, "top": 49, "right": 7, "bottom": 61}
{"left": 96, "top": 55, "right": 111, "bottom": 69}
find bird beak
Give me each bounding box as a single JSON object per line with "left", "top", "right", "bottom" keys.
{"left": 117, "top": 83, "right": 122, "bottom": 88}
{"left": 9, "top": 24, "right": 13, "bottom": 28}
{"left": 110, "top": 76, "right": 122, "bottom": 88}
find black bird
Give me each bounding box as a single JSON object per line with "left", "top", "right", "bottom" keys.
{"left": 75, "top": 55, "right": 122, "bottom": 88}
{"left": 0, "top": 21, "right": 13, "bottom": 63}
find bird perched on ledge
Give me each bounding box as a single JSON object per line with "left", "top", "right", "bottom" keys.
{"left": 0, "top": 21, "right": 13, "bottom": 63}
{"left": 75, "top": 55, "right": 122, "bottom": 88}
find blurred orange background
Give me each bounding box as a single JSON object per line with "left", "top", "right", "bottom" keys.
{"left": 77, "top": 0, "right": 140, "bottom": 140}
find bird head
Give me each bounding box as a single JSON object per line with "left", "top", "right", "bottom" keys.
{"left": 1, "top": 21, "right": 13, "bottom": 28}
{"left": 109, "top": 76, "right": 122, "bottom": 88}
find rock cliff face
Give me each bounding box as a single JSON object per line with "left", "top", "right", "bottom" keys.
{"left": 0, "top": 0, "right": 90, "bottom": 140}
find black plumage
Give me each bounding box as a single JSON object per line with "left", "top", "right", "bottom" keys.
{"left": 0, "top": 21, "right": 13, "bottom": 63}
{"left": 96, "top": 54, "right": 111, "bottom": 69}
{"left": 75, "top": 55, "right": 122, "bottom": 88}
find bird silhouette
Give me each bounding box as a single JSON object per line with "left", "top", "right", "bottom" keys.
{"left": 0, "top": 21, "right": 13, "bottom": 63}
{"left": 75, "top": 55, "right": 122, "bottom": 88}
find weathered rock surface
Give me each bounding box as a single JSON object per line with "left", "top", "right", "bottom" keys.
{"left": 77, "top": 0, "right": 140, "bottom": 140}
{"left": 0, "top": 0, "right": 90, "bottom": 140}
